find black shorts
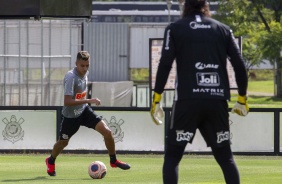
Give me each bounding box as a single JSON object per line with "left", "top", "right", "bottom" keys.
{"left": 59, "top": 106, "right": 103, "bottom": 140}
{"left": 167, "top": 99, "right": 230, "bottom": 148}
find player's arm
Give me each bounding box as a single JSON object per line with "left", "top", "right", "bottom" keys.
{"left": 227, "top": 31, "right": 248, "bottom": 96}
{"left": 151, "top": 25, "right": 175, "bottom": 125}
{"left": 64, "top": 95, "right": 101, "bottom": 106}
{"left": 154, "top": 26, "right": 176, "bottom": 94}
{"left": 227, "top": 30, "right": 249, "bottom": 116}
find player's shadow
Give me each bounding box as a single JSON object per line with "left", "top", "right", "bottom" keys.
{"left": 1, "top": 176, "right": 90, "bottom": 182}
{"left": 1, "top": 176, "right": 48, "bottom": 182}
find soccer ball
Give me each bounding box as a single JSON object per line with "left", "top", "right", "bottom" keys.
{"left": 88, "top": 161, "right": 107, "bottom": 179}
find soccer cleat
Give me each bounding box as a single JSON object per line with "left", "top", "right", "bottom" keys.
{"left": 110, "top": 160, "right": 131, "bottom": 170}
{"left": 45, "top": 157, "right": 56, "bottom": 176}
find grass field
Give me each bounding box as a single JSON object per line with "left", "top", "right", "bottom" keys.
{"left": 228, "top": 79, "right": 282, "bottom": 108}
{"left": 1, "top": 154, "right": 282, "bottom": 184}
{"left": 248, "top": 80, "right": 274, "bottom": 94}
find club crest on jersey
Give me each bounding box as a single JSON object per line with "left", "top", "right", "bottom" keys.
{"left": 197, "top": 72, "right": 220, "bottom": 86}
{"left": 2, "top": 115, "right": 24, "bottom": 144}
{"left": 176, "top": 130, "right": 194, "bottom": 142}
{"left": 78, "top": 79, "right": 86, "bottom": 86}
{"left": 217, "top": 131, "right": 230, "bottom": 143}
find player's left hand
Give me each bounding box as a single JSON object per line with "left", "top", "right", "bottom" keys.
{"left": 94, "top": 98, "right": 101, "bottom": 106}
{"left": 231, "top": 95, "right": 249, "bottom": 116}
{"left": 150, "top": 92, "right": 164, "bottom": 125}
{"left": 88, "top": 98, "right": 101, "bottom": 106}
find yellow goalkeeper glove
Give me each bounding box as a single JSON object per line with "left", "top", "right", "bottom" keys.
{"left": 231, "top": 95, "right": 249, "bottom": 116}
{"left": 150, "top": 92, "right": 164, "bottom": 125}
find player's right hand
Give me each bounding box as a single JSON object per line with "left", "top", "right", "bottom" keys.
{"left": 231, "top": 95, "right": 249, "bottom": 116}
{"left": 150, "top": 92, "right": 164, "bottom": 125}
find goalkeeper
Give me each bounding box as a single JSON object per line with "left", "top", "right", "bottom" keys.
{"left": 150, "top": 0, "right": 248, "bottom": 184}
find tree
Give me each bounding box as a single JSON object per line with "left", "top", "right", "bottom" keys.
{"left": 251, "top": 0, "right": 282, "bottom": 96}
{"left": 215, "top": 0, "right": 282, "bottom": 96}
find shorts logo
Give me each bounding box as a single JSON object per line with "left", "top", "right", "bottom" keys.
{"left": 217, "top": 131, "right": 230, "bottom": 143}
{"left": 2, "top": 115, "right": 24, "bottom": 144}
{"left": 197, "top": 72, "right": 220, "bottom": 86}
{"left": 75, "top": 91, "right": 86, "bottom": 99}
{"left": 176, "top": 130, "right": 194, "bottom": 142}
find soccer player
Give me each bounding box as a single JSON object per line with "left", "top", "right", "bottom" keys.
{"left": 46, "top": 51, "right": 130, "bottom": 176}
{"left": 150, "top": 0, "right": 248, "bottom": 184}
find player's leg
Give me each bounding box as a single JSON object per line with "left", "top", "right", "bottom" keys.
{"left": 51, "top": 139, "right": 69, "bottom": 158}
{"left": 81, "top": 106, "right": 130, "bottom": 170}
{"left": 211, "top": 145, "right": 240, "bottom": 184}
{"left": 45, "top": 139, "right": 69, "bottom": 176}
{"left": 95, "top": 120, "right": 115, "bottom": 155}
{"left": 46, "top": 116, "right": 80, "bottom": 176}
{"left": 163, "top": 142, "right": 185, "bottom": 184}
{"left": 163, "top": 100, "right": 194, "bottom": 184}
{"left": 200, "top": 100, "right": 239, "bottom": 184}
{"left": 95, "top": 120, "right": 130, "bottom": 170}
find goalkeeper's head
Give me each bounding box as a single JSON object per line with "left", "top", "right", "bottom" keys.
{"left": 183, "top": 0, "right": 211, "bottom": 17}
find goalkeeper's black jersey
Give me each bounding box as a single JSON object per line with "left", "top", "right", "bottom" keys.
{"left": 154, "top": 14, "right": 248, "bottom": 101}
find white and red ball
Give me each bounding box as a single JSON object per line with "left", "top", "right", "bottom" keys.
{"left": 88, "top": 161, "right": 107, "bottom": 179}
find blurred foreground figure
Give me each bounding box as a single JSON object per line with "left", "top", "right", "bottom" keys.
{"left": 150, "top": 0, "right": 249, "bottom": 183}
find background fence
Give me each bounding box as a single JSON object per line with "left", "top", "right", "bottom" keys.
{"left": 0, "top": 19, "right": 83, "bottom": 106}
{"left": 0, "top": 19, "right": 170, "bottom": 107}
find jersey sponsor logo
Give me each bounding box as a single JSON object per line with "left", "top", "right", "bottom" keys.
{"left": 197, "top": 72, "right": 220, "bottom": 86}
{"left": 75, "top": 91, "right": 87, "bottom": 99}
{"left": 217, "top": 131, "right": 230, "bottom": 143}
{"left": 195, "top": 62, "right": 219, "bottom": 70}
{"left": 190, "top": 21, "right": 211, "bottom": 29}
{"left": 176, "top": 130, "right": 194, "bottom": 142}
{"left": 192, "top": 88, "right": 224, "bottom": 96}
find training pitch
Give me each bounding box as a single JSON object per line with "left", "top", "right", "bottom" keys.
{"left": 0, "top": 154, "right": 282, "bottom": 184}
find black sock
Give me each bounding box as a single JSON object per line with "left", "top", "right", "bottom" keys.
{"left": 48, "top": 155, "right": 56, "bottom": 165}
{"left": 109, "top": 154, "right": 117, "bottom": 164}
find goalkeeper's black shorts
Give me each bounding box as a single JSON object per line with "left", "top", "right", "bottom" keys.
{"left": 166, "top": 99, "right": 230, "bottom": 148}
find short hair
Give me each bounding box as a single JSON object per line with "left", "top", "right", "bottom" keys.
{"left": 183, "top": 0, "right": 211, "bottom": 17}
{"left": 77, "top": 51, "right": 90, "bottom": 61}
